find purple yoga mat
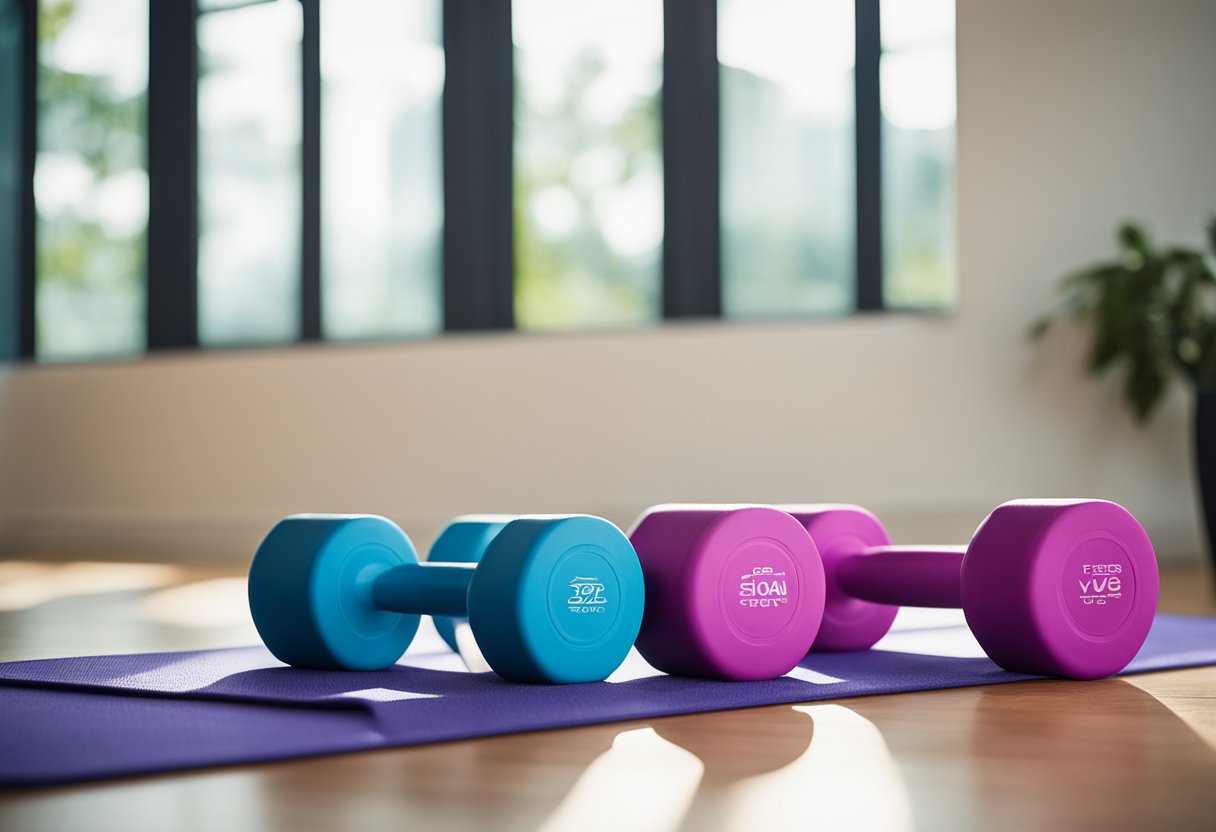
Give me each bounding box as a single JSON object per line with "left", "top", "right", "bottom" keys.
{"left": 2, "top": 612, "right": 1214, "bottom": 787}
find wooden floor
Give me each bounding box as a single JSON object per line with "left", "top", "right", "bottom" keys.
{"left": 0, "top": 559, "right": 1214, "bottom": 832}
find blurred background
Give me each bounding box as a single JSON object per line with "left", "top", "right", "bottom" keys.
{"left": 0, "top": 0, "right": 1212, "bottom": 565}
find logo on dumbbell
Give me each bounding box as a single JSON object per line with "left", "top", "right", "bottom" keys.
{"left": 568, "top": 577, "right": 608, "bottom": 614}
{"left": 738, "top": 566, "right": 790, "bottom": 609}
{"left": 1078, "top": 563, "right": 1123, "bottom": 605}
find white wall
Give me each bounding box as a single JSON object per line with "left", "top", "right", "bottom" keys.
{"left": 2, "top": 0, "right": 1215, "bottom": 564}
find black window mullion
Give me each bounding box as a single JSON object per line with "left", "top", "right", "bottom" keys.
{"left": 662, "top": 0, "right": 720, "bottom": 319}
{"left": 18, "top": 0, "right": 32, "bottom": 357}
{"left": 854, "top": 0, "right": 883, "bottom": 312}
{"left": 146, "top": 0, "right": 199, "bottom": 351}
{"left": 442, "top": 0, "right": 514, "bottom": 331}
{"left": 300, "top": 0, "right": 321, "bottom": 341}
{"left": 3, "top": 0, "right": 36, "bottom": 359}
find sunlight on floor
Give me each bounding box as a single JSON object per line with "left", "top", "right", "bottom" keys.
{"left": 538, "top": 705, "right": 913, "bottom": 832}
{"left": 725, "top": 705, "right": 914, "bottom": 831}
{"left": 0, "top": 561, "right": 183, "bottom": 611}
{"left": 137, "top": 577, "right": 251, "bottom": 628}
{"left": 538, "top": 727, "right": 704, "bottom": 832}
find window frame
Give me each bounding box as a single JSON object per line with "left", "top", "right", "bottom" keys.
{"left": 5, "top": 0, "right": 912, "bottom": 361}
{"left": 0, "top": 0, "right": 35, "bottom": 360}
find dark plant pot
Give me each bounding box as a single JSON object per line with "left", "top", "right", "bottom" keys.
{"left": 1198, "top": 391, "right": 1216, "bottom": 583}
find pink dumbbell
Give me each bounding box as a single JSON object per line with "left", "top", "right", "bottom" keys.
{"left": 629, "top": 505, "right": 826, "bottom": 680}
{"left": 781, "top": 499, "right": 1160, "bottom": 679}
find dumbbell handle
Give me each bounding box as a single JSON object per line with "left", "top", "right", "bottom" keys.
{"left": 836, "top": 546, "right": 967, "bottom": 608}
{"left": 371, "top": 562, "right": 476, "bottom": 617}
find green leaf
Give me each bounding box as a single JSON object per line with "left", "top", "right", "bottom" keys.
{"left": 1027, "top": 317, "right": 1052, "bottom": 340}
{"left": 1124, "top": 356, "right": 1169, "bottom": 423}
{"left": 1063, "top": 266, "right": 1106, "bottom": 289}
{"left": 1118, "top": 223, "right": 1153, "bottom": 259}
{"left": 1087, "top": 324, "right": 1124, "bottom": 374}
{"left": 1162, "top": 246, "right": 1203, "bottom": 265}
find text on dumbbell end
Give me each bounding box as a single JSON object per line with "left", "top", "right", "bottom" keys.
{"left": 738, "top": 566, "right": 790, "bottom": 608}
{"left": 567, "top": 577, "right": 608, "bottom": 614}
{"left": 1077, "top": 564, "right": 1124, "bottom": 605}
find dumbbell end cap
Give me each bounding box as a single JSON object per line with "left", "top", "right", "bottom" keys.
{"left": 467, "top": 515, "right": 645, "bottom": 683}
{"left": 632, "top": 505, "right": 826, "bottom": 680}
{"left": 248, "top": 514, "right": 421, "bottom": 670}
{"left": 963, "top": 499, "right": 1159, "bottom": 680}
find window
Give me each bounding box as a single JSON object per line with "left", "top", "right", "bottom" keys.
{"left": 720, "top": 0, "right": 856, "bottom": 318}
{"left": 35, "top": 0, "right": 147, "bottom": 359}
{"left": 321, "top": 0, "right": 444, "bottom": 340}
{"left": 197, "top": 0, "right": 302, "bottom": 346}
{"left": 880, "top": 0, "right": 955, "bottom": 308}
{"left": 1, "top": 0, "right": 957, "bottom": 361}
{"left": 513, "top": 0, "right": 663, "bottom": 330}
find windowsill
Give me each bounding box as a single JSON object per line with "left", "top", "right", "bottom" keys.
{"left": 3, "top": 305, "right": 958, "bottom": 370}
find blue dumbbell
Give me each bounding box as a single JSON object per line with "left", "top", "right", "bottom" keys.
{"left": 427, "top": 515, "right": 514, "bottom": 653}
{"left": 248, "top": 514, "right": 645, "bottom": 684}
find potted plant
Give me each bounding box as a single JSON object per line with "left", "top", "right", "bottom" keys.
{"left": 1031, "top": 218, "right": 1216, "bottom": 578}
